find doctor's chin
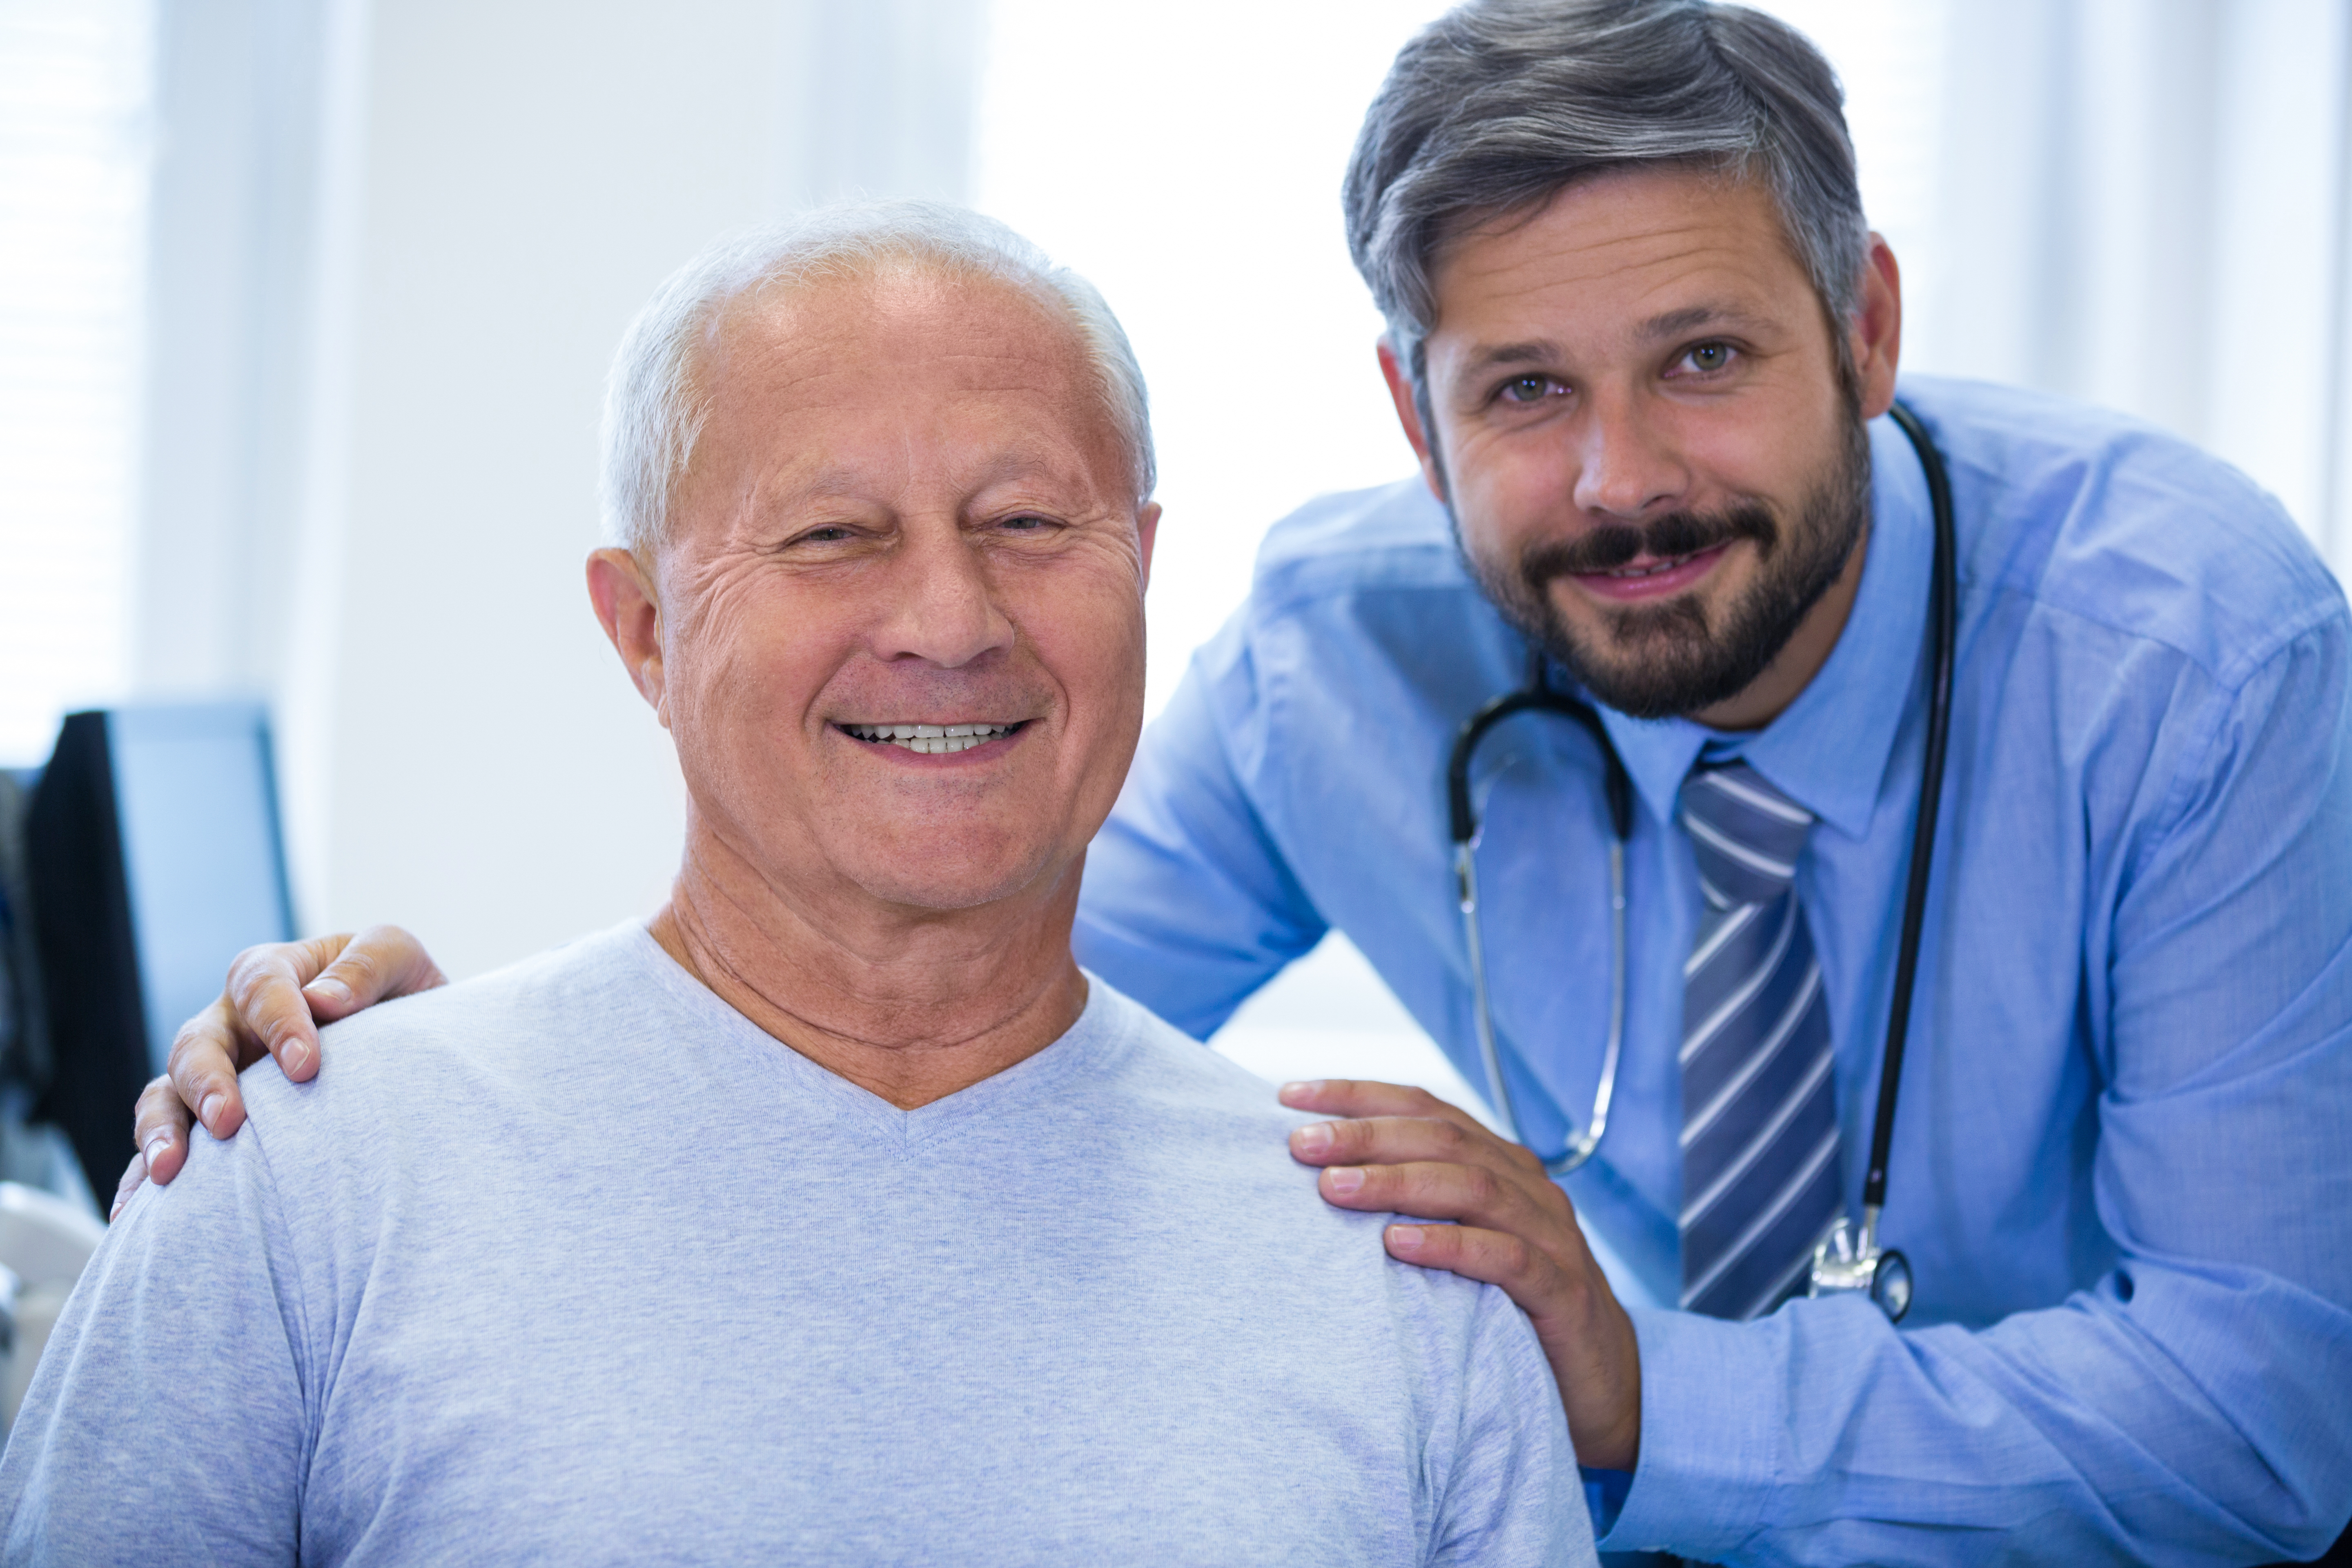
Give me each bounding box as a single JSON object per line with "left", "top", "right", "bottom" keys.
{"left": 0, "top": 1, "right": 2346, "bottom": 1565}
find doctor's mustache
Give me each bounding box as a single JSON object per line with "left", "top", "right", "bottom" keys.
{"left": 1519, "top": 502, "right": 1780, "bottom": 586}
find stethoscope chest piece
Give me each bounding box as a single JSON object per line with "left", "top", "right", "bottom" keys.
{"left": 1809, "top": 1213, "right": 1913, "bottom": 1322}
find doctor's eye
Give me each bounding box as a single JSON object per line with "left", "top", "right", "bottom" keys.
{"left": 1499, "top": 374, "right": 1561, "bottom": 404}
{"left": 1677, "top": 341, "right": 1738, "bottom": 375}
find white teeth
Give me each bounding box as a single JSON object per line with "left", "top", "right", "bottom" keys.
{"left": 842, "top": 722, "right": 1016, "bottom": 755}
{"left": 1608, "top": 551, "right": 1698, "bottom": 579}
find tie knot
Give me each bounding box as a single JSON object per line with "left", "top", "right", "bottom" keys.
{"left": 1682, "top": 761, "right": 1813, "bottom": 908}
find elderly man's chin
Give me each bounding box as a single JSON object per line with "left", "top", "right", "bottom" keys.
{"left": 787, "top": 757, "right": 1104, "bottom": 915}
{"left": 845, "top": 847, "right": 1075, "bottom": 915}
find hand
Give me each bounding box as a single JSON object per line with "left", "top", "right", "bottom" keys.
{"left": 110, "top": 927, "right": 446, "bottom": 1220}
{"left": 1282, "top": 1078, "right": 1644, "bottom": 1471}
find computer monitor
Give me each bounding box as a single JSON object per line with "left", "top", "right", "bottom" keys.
{"left": 24, "top": 704, "right": 295, "bottom": 1197}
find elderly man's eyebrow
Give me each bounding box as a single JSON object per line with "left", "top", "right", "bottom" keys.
{"left": 773, "top": 463, "right": 870, "bottom": 500}
{"left": 762, "top": 446, "right": 1097, "bottom": 514}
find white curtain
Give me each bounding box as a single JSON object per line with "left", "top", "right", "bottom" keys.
{"left": 1913, "top": 0, "right": 2352, "bottom": 566}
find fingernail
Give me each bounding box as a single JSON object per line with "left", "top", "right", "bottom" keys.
{"left": 143, "top": 1135, "right": 170, "bottom": 1166}
{"left": 308, "top": 979, "right": 351, "bottom": 1004}
{"left": 108, "top": 1199, "right": 123, "bottom": 1223}
{"left": 1278, "top": 1080, "right": 1322, "bottom": 1103}
{"left": 1388, "top": 1225, "right": 1425, "bottom": 1252}
{"left": 283, "top": 1040, "right": 313, "bottom": 1073}
{"left": 1327, "top": 1166, "right": 1365, "bottom": 1196}
{"left": 199, "top": 1093, "right": 226, "bottom": 1130}
{"left": 1292, "top": 1123, "right": 1333, "bottom": 1156}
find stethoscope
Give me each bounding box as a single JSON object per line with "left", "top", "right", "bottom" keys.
{"left": 1446, "top": 401, "right": 1957, "bottom": 1322}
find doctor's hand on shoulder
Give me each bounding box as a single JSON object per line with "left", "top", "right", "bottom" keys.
{"left": 117, "top": 928, "right": 444, "bottom": 1201}
{"left": 116, "top": 925, "right": 1646, "bottom": 1469}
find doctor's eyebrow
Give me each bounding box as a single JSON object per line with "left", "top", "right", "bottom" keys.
{"left": 1459, "top": 340, "right": 1561, "bottom": 375}
{"left": 1633, "top": 304, "right": 1778, "bottom": 343}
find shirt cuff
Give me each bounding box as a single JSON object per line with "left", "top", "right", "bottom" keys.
{"left": 1598, "top": 1305, "right": 1780, "bottom": 1560}
{"left": 1580, "top": 1465, "right": 1633, "bottom": 1537}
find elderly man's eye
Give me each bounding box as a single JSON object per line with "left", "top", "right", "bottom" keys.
{"left": 998, "top": 514, "right": 1054, "bottom": 532}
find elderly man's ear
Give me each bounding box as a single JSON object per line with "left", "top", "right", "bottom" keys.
{"left": 586, "top": 548, "right": 670, "bottom": 726}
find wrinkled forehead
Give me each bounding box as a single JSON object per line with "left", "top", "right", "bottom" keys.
{"left": 660, "top": 266, "right": 1122, "bottom": 541}
{"left": 709, "top": 260, "right": 1077, "bottom": 374}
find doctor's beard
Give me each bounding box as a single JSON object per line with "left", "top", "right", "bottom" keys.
{"left": 1462, "top": 410, "right": 1874, "bottom": 722}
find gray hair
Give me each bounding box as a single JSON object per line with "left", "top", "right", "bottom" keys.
{"left": 1343, "top": 0, "right": 1868, "bottom": 387}
{"left": 599, "top": 200, "right": 1156, "bottom": 555}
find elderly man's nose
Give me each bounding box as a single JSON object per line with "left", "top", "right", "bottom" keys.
{"left": 1570, "top": 401, "right": 1687, "bottom": 519}
{"left": 876, "top": 530, "right": 1014, "bottom": 666}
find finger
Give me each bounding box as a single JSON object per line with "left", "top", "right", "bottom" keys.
{"left": 1314, "top": 1158, "right": 1565, "bottom": 1239}
{"left": 132, "top": 1072, "right": 198, "bottom": 1178}
{"left": 1290, "top": 1113, "right": 1536, "bottom": 1178}
{"left": 1278, "top": 1078, "right": 1488, "bottom": 1137}
{"left": 109, "top": 1151, "right": 148, "bottom": 1223}
{"left": 302, "top": 924, "right": 446, "bottom": 1022}
{"left": 225, "top": 935, "right": 358, "bottom": 1081}
{"left": 167, "top": 999, "right": 255, "bottom": 1140}
{"left": 1384, "top": 1221, "right": 1558, "bottom": 1301}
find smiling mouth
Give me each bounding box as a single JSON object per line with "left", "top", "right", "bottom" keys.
{"left": 840, "top": 721, "right": 1025, "bottom": 756}
{"left": 1581, "top": 542, "right": 1727, "bottom": 580}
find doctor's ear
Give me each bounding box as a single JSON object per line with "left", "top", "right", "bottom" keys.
{"left": 586, "top": 548, "right": 669, "bottom": 725}
{"left": 1847, "top": 233, "right": 1904, "bottom": 421}
{"left": 1377, "top": 338, "right": 1449, "bottom": 503}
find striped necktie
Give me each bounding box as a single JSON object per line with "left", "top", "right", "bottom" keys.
{"left": 1678, "top": 761, "right": 1842, "bottom": 1320}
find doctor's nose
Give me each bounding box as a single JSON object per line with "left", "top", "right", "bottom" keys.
{"left": 1569, "top": 396, "right": 1690, "bottom": 521}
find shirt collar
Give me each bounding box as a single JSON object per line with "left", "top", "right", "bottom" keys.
{"left": 1595, "top": 410, "right": 1935, "bottom": 839}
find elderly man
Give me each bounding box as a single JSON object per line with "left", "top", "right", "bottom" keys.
{"left": 0, "top": 208, "right": 1591, "bottom": 1565}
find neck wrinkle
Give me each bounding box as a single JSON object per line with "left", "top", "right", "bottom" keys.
{"left": 653, "top": 811, "right": 1089, "bottom": 1110}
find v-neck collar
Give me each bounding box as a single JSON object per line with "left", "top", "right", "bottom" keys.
{"left": 624, "top": 923, "right": 1121, "bottom": 1151}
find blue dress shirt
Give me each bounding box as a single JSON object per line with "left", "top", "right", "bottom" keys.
{"left": 1074, "top": 377, "right": 2352, "bottom": 1565}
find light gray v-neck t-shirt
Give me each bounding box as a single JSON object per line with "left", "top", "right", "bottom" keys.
{"left": 1, "top": 923, "right": 1592, "bottom": 1565}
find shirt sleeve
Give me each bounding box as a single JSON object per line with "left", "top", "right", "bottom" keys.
{"left": 1604, "top": 620, "right": 2352, "bottom": 1565}
{"left": 1076, "top": 614, "right": 1330, "bottom": 1040}
{"left": 0, "top": 1122, "right": 312, "bottom": 1562}
{"left": 1430, "top": 1282, "right": 1598, "bottom": 1568}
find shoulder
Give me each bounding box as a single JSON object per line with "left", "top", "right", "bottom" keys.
{"left": 1080, "top": 977, "right": 1316, "bottom": 1138}
{"left": 232, "top": 922, "right": 679, "bottom": 1161}
{"left": 1185, "top": 480, "right": 1527, "bottom": 781}
{"left": 1238, "top": 478, "right": 1503, "bottom": 641}
{"left": 1082, "top": 979, "right": 1530, "bottom": 1343}
{"left": 1905, "top": 376, "right": 2348, "bottom": 688}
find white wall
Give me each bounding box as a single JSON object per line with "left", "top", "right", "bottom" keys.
{"left": 140, "top": 0, "right": 979, "bottom": 979}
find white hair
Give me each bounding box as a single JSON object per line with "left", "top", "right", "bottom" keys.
{"left": 598, "top": 200, "right": 1156, "bottom": 555}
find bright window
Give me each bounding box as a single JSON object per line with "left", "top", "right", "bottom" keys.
{"left": 0, "top": 0, "right": 156, "bottom": 764}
